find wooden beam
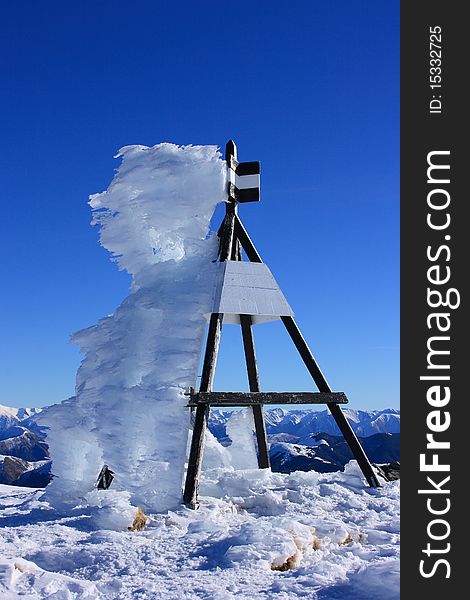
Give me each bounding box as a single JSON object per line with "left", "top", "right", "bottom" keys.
{"left": 218, "top": 212, "right": 236, "bottom": 262}
{"left": 183, "top": 313, "right": 224, "bottom": 508}
{"left": 240, "top": 315, "right": 260, "bottom": 391}
{"left": 199, "top": 313, "right": 223, "bottom": 392}
{"left": 226, "top": 139, "right": 238, "bottom": 162}
{"left": 184, "top": 181, "right": 238, "bottom": 508}
{"left": 281, "top": 316, "right": 330, "bottom": 391}
{"left": 240, "top": 314, "right": 270, "bottom": 469}
{"left": 182, "top": 404, "right": 209, "bottom": 509}
{"left": 280, "top": 315, "right": 381, "bottom": 488}
{"left": 226, "top": 140, "right": 238, "bottom": 200}
{"left": 231, "top": 237, "right": 242, "bottom": 261}
{"left": 234, "top": 215, "right": 263, "bottom": 263}
{"left": 187, "top": 391, "right": 349, "bottom": 407}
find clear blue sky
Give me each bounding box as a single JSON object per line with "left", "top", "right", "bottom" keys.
{"left": 0, "top": 1, "right": 399, "bottom": 410}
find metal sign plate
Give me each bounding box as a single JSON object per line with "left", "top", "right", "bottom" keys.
{"left": 210, "top": 261, "right": 294, "bottom": 324}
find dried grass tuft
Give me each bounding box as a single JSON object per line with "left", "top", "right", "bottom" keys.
{"left": 271, "top": 552, "right": 299, "bottom": 572}
{"left": 128, "top": 507, "right": 147, "bottom": 532}
{"left": 339, "top": 533, "right": 354, "bottom": 546}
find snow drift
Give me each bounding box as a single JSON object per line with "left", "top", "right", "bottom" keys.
{"left": 0, "top": 465, "right": 400, "bottom": 599}
{"left": 39, "top": 143, "right": 236, "bottom": 521}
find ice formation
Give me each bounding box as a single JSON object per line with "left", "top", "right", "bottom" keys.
{"left": 225, "top": 410, "right": 259, "bottom": 469}
{"left": 39, "top": 143, "right": 257, "bottom": 522}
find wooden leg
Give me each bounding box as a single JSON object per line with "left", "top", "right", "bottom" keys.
{"left": 234, "top": 215, "right": 262, "bottom": 263}
{"left": 251, "top": 405, "right": 270, "bottom": 469}
{"left": 230, "top": 232, "right": 242, "bottom": 261}
{"left": 183, "top": 404, "right": 209, "bottom": 508}
{"left": 281, "top": 316, "right": 381, "bottom": 488}
{"left": 183, "top": 313, "right": 223, "bottom": 508}
{"left": 240, "top": 315, "right": 270, "bottom": 469}
{"left": 327, "top": 403, "right": 381, "bottom": 488}
{"left": 217, "top": 212, "right": 236, "bottom": 262}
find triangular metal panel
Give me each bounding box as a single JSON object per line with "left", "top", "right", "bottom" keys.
{"left": 208, "top": 261, "right": 294, "bottom": 324}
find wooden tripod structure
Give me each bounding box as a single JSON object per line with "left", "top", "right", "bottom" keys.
{"left": 183, "top": 141, "right": 380, "bottom": 509}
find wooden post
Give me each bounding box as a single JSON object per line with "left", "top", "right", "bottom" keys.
{"left": 184, "top": 199, "right": 233, "bottom": 508}
{"left": 218, "top": 209, "right": 236, "bottom": 262}
{"left": 183, "top": 403, "right": 209, "bottom": 508}
{"left": 183, "top": 313, "right": 223, "bottom": 508}
{"left": 231, "top": 236, "right": 242, "bottom": 261}
{"left": 226, "top": 139, "right": 237, "bottom": 165}
{"left": 281, "top": 316, "right": 381, "bottom": 488}
{"left": 188, "top": 391, "right": 349, "bottom": 406}
{"left": 240, "top": 314, "right": 270, "bottom": 469}
{"left": 234, "top": 215, "right": 263, "bottom": 263}
{"left": 228, "top": 145, "right": 269, "bottom": 468}
{"left": 184, "top": 142, "right": 239, "bottom": 508}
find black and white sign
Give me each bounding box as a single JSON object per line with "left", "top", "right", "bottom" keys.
{"left": 227, "top": 160, "right": 261, "bottom": 202}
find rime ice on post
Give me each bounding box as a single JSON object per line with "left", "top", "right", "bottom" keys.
{"left": 40, "top": 144, "right": 227, "bottom": 521}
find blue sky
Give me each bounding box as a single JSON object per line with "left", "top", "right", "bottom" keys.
{"left": 0, "top": 1, "right": 399, "bottom": 410}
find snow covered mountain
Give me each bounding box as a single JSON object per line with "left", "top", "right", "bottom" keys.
{"left": 208, "top": 408, "right": 400, "bottom": 475}
{"left": 0, "top": 404, "right": 42, "bottom": 434}
{"left": 210, "top": 407, "right": 400, "bottom": 444}
{"left": 0, "top": 405, "right": 49, "bottom": 486}
{"left": 0, "top": 406, "right": 400, "bottom": 487}
{"left": 262, "top": 407, "right": 400, "bottom": 437}
{"left": 0, "top": 455, "right": 51, "bottom": 487}
{"left": 0, "top": 405, "right": 399, "bottom": 485}
{"left": 0, "top": 429, "right": 48, "bottom": 462}
{"left": 269, "top": 432, "right": 400, "bottom": 474}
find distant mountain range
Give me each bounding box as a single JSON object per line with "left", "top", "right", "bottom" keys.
{"left": 269, "top": 432, "right": 399, "bottom": 474}
{"left": 0, "top": 404, "right": 50, "bottom": 486}
{"left": 0, "top": 404, "right": 400, "bottom": 486}
{"left": 0, "top": 404, "right": 42, "bottom": 432}
{"left": 209, "top": 408, "right": 400, "bottom": 475}
{"left": 210, "top": 407, "right": 400, "bottom": 442}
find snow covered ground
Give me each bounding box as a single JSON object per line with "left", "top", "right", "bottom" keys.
{"left": 0, "top": 463, "right": 399, "bottom": 599}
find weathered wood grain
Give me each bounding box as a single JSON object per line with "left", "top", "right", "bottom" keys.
{"left": 187, "top": 391, "right": 349, "bottom": 406}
